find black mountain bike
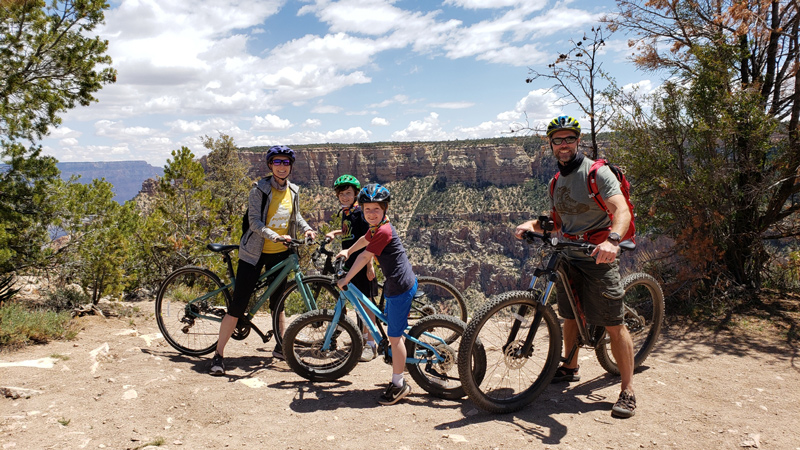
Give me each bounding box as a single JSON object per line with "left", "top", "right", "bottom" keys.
{"left": 457, "top": 224, "right": 664, "bottom": 413}
{"left": 272, "top": 237, "right": 469, "bottom": 349}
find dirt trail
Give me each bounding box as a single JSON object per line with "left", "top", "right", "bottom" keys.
{"left": 1, "top": 300, "right": 798, "bottom": 450}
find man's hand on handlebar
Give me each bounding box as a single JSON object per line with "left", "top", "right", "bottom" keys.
{"left": 591, "top": 240, "right": 619, "bottom": 264}
{"left": 515, "top": 216, "right": 555, "bottom": 240}
{"left": 514, "top": 221, "right": 536, "bottom": 240}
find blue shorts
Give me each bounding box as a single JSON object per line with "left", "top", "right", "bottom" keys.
{"left": 384, "top": 279, "right": 418, "bottom": 338}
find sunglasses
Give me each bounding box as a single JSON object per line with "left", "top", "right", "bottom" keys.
{"left": 551, "top": 136, "right": 578, "bottom": 145}
{"left": 270, "top": 159, "right": 292, "bottom": 166}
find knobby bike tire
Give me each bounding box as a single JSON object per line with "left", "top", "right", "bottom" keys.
{"left": 283, "top": 309, "right": 362, "bottom": 382}
{"left": 155, "top": 266, "right": 231, "bottom": 356}
{"left": 457, "top": 291, "right": 562, "bottom": 414}
{"left": 377, "top": 276, "right": 468, "bottom": 322}
{"left": 405, "top": 314, "right": 487, "bottom": 400}
{"left": 272, "top": 276, "right": 340, "bottom": 349}
{"left": 595, "top": 272, "right": 665, "bottom": 375}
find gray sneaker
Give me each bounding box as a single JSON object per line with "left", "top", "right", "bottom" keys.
{"left": 359, "top": 344, "right": 377, "bottom": 362}
{"left": 209, "top": 353, "right": 225, "bottom": 376}
{"left": 378, "top": 381, "right": 411, "bottom": 405}
{"left": 611, "top": 389, "right": 636, "bottom": 418}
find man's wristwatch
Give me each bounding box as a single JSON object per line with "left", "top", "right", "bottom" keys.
{"left": 607, "top": 232, "right": 621, "bottom": 244}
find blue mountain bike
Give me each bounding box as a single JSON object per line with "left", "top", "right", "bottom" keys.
{"left": 283, "top": 259, "right": 487, "bottom": 399}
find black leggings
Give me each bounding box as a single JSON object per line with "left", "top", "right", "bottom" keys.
{"left": 227, "top": 251, "right": 291, "bottom": 319}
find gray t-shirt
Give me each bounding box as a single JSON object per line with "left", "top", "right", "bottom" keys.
{"left": 550, "top": 157, "right": 621, "bottom": 236}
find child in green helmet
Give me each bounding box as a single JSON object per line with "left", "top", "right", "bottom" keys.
{"left": 325, "top": 175, "right": 379, "bottom": 362}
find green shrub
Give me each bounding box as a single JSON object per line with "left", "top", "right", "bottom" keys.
{"left": 43, "top": 285, "right": 90, "bottom": 312}
{"left": 0, "top": 303, "right": 77, "bottom": 348}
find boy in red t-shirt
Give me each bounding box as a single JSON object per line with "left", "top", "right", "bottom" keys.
{"left": 337, "top": 184, "right": 417, "bottom": 405}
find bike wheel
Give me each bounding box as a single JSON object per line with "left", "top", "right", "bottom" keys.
{"left": 273, "top": 276, "right": 339, "bottom": 349}
{"left": 411, "top": 276, "right": 468, "bottom": 322}
{"left": 283, "top": 309, "right": 362, "bottom": 382}
{"left": 596, "top": 273, "right": 665, "bottom": 375}
{"left": 155, "top": 266, "right": 231, "bottom": 356}
{"left": 457, "top": 291, "right": 562, "bottom": 413}
{"left": 406, "top": 314, "right": 486, "bottom": 400}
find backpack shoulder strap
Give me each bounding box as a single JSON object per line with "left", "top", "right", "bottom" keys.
{"left": 587, "top": 159, "right": 609, "bottom": 213}
{"left": 260, "top": 190, "right": 269, "bottom": 215}
{"left": 549, "top": 172, "right": 559, "bottom": 200}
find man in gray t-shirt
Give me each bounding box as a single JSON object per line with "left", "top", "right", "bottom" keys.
{"left": 514, "top": 115, "right": 637, "bottom": 419}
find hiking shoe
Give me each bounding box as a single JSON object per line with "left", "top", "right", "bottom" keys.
{"left": 209, "top": 353, "right": 225, "bottom": 376}
{"left": 272, "top": 343, "right": 285, "bottom": 361}
{"left": 551, "top": 365, "right": 580, "bottom": 383}
{"left": 360, "top": 344, "right": 377, "bottom": 362}
{"left": 611, "top": 389, "right": 636, "bottom": 418}
{"left": 378, "top": 381, "right": 412, "bottom": 405}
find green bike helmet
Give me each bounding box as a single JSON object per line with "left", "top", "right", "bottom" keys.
{"left": 546, "top": 115, "right": 581, "bottom": 137}
{"left": 333, "top": 174, "right": 361, "bottom": 191}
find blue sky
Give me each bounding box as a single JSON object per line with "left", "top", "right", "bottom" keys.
{"left": 40, "top": 0, "right": 658, "bottom": 166}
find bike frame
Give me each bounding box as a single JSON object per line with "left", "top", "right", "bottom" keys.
{"left": 525, "top": 251, "right": 602, "bottom": 356}
{"left": 189, "top": 253, "right": 317, "bottom": 326}
{"left": 319, "top": 283, "right": 449, "bottom": 365}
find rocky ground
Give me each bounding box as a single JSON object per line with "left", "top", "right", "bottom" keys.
{"left": 1, "top": 299, "right": 798, "bottom": 450}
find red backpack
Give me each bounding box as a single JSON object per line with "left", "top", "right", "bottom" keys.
{"left": 549, "top": 159, "right": 636, "bottom": 244}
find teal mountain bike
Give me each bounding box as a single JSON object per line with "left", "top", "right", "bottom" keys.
{"left": 155, "top": 238, "right": 322, "bottom": 356}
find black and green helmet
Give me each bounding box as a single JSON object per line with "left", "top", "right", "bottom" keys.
{"left": 546, "top": 115, "right": 581, "bottom": 137}
{"left": 333, "top": 174, "right": 361, "bottom": 191}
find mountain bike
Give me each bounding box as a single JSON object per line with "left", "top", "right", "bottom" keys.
{"left": 282, "top": 259, "right": 487, "bottom": 400}
{"left": 155, "top": 238, "right": 323, "bottom": 356}
{"left": 457, "top": 223, "right": 664, "bottom": 413}
{"left": 272, "top": 237, "right": 469, "bottom": 350}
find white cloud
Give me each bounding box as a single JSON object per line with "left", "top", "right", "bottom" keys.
{"left": 251, "top": 114, "right": 293, "bottom": 131}
{"left": 391, "top": 112, "right": 453, "bottom": 141}
{"left": 303, "top": 119, "right": 322, "bottom": 128}
{"left": 371, "top": 117, "right": 389, "bottom": 126}
{"left": 59, "top": 138, "right": 79, "bottom": 146}
{"left": 369, "top": 94, "right": 413, "bottom": 108}
{"left": 48, "top": 126, "right": 81, "bottom": 139}
{"left": 300, "top": 0, "right": 409, "bottom": 36}
{"left": 165, "top": 118, "right": 243, "bottom": 136}
{"left": 444, "top": 0, "right": 536, "bottom": 9}
{"left": 95, "top": 120, "right": 159, "bottom": 139}
{"left": 428, "top": 102, "right": 474, "bottom": 109}
{"left": 287, "top": 127, "right": 372, "bottom": 144}
{"left": 311, "top": 104, "right": 344, "bottom": 114}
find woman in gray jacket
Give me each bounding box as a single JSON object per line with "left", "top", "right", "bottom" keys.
{"left": 210, "top": 145, "right": 316, "bottom": 375}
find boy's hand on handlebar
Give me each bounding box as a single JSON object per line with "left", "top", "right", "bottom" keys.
{"left": 591, "top": 241, "right": 619, "bottom": 264}
{"left": 325, "top": 231, "right": 337, "bottom": 240}
{"left": 336, "top": 249, "right": 348, "bottom": 261}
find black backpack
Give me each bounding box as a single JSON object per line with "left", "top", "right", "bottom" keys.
{"left": 241, "top": 192, "right": 269, "bottom": 235}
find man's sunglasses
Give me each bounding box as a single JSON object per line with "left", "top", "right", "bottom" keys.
{"left": 270, "top": 159, "right": 292, "bottom": 166}
{"left": 551, "top": 136, "right": 578, "bottom": 145}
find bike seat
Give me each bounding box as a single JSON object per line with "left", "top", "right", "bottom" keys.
{"left": 207, "top": 243, "right": 240, "bottom": 253}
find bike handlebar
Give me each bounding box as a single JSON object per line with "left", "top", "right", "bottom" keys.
{"left": 521, "top": 230, "right": 635, "bottom": 253}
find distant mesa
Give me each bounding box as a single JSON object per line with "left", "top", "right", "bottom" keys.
{"left": 56, "top": 161, "right": 163, "bottom": 203}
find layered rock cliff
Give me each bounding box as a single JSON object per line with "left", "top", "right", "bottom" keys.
{"left": 230, "top": 139, "right": 555, "bottom": 311}
{"left": 235, "top": 140, "right": 552, "bottom": 187}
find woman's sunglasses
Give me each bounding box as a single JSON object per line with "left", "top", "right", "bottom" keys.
{"left": 270, "top": 159, "right": 292, "bottom": 166}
